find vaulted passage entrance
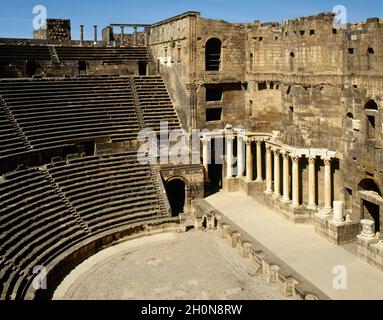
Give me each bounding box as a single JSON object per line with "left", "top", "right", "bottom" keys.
{"left": 362, "top": 200, "right": 380, "bottom": 232}
{"left": 165, "top": 179, "right": 185, "bottom": 216}
{"left": 358, "top": 178, "right": 382, "bottom": 232}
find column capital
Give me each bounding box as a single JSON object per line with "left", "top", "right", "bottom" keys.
{"left": 201, "top": 137, "right": 210, "bottom": 144}
{"left": 256, "top": 139, "right": 264, "bottom": 145}
{"left": 323, "top": 157, "right": 332, "bottom": 166}
{"left": 308, "top": 155, "right": 316, "bottom": 164}
{"left": 272, "top": 147, "right": 281, "bottom": 155}
{"left": 291, "top": 154, "right": 301, "bottom": 163}
{"left": 226, "top": 135, "right": 235, "bottom": 142}
{"left": 281, "top": 150, "right": 290, "bottom": 159}
{"left": 245, "top": 138, "right": 253, "bottom": 145}
{"left": 266, "top": 144, "right": 273, "bottom": 152}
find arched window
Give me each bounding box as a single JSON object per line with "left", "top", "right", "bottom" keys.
{"left": 367, "top": 47, "right": 374, "bottom": 70}
{"left": 346, "top": 112, "right": 354, "bottom": 119}
{"left": 205, "top": 38, "right": 222, "bottom": 71}
{"left": 364, "top": 100, "right": 378, "bottom": 140}
{"left": 249, "top": 52, "right": 254, "bottom": 71}
{"left": 364, "top": 99, "right": 378, "bottom": 110}
{"left": 358, "top": 178, "right": 381, "bottom": 195}
{"left": 289, "top": 52, "right": 295, "bottom": 72}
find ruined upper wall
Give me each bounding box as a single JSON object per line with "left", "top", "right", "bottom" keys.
{"left": 246, "top": 12, "right": 383, "bottom": 78}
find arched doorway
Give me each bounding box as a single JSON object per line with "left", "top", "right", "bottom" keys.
{"left": 358, "top": 178, "right": 382, "bottom": 232}
{"left": 165, "top": 178, "right": 186, "bottom": 216}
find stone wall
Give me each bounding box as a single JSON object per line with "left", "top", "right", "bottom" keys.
{"left": 148, "top": 12, "right": 247, "bottom": 130}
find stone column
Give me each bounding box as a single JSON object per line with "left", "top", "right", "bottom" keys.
{"left": 80, "top": 25, "right": 84, "bottom": 46}
{"left": 202, "top": 138, "right": 209, "bottom": 178}
{"left": 93, "top": 25, "right": 98, "bottom": 45}
{"left": 246, "top": 139, "right": 253, "bottom": 181}
{"left": 256, "top": 140, "right": 263, "bottom": 182}
{"left": 273, "top": 148, "right": 281, "bottom": 197}
{"left": 120, "top": 26, "right": 124, "bottom": 46}
{"left": 237, "top": 136, "right": 244, "bottom": 177}
{"left": 333, "top": 201, "right": 344, "bottom": 223}
{"left": 265, "top": 145, "right": 273, "bottom": 193}
{"left": 324, "top": 157, "right": 332, "bottom": 211}
{"left": 291, "top": 155, "right": 300, "bottom": 207}
{"left": 134, "top": 26, "right": 138, "bottom": 46}
{"left": 226, "top": 137, "right": 234, "bottom": 178}
{"left": 282, "top": 151, "right": 290, "bottom": 202}
{"left": 307, "top": 156, "right": 317, "bottom": 209}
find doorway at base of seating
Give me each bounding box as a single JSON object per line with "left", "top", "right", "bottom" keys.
{"left": 165, "top": 179, "right": 186, "bottom": 216}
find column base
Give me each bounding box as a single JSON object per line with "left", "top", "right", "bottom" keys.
{"left": 317, "top": 207, "right": 332, "bottom": 218}
{"left": 332, "top": 218, "right": 346, "bottom": 226}
{"left": 223, "top": 177, "right": 239, "bottom": 192}
{"left": 272, "top": 193, "right": 281, "bottom": 199}
{"left": 281, "top": 197, "right": 291, "bottom": 203}
{"left": 239, "top": 178, "right": 264, "bottom": 196}
{"left": 255, "top": 178, "right": 264, "bottom": 183}
{"left": 306, "top": 204, "right": 317, "bottom": 211}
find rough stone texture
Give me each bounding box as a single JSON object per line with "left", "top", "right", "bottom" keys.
{"left": 34, "top": 19, "right": 71, "bottom": 42}
{"left": 314, "top": 215, "right": 361, "bottom": 245}
{"left": 357, "top": 236, "right": 383, "bottom": 271}
{"left": 148, "top": 12, "right": 246, "bottom": 130}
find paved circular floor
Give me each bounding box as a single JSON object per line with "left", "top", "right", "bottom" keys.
{"left": 54, "top": 230, "right": 289, "bottom": 300}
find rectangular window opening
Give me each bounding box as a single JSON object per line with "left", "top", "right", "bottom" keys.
{"left": 206, "top": 108, "right": 222, "bottom": 122}
{"left": 258, "top": 82, "right": 267, "bottom": 91}
{"left": 206, "top": 87, "right": 223, "bottom": 102}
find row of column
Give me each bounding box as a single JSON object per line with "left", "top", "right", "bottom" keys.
{"left": 263, "top": 145, "right": 333, "bottom": 210}
{"left": 120, "top": 26, "right": 139, "bottom": 46}
{"left": 79, "top": 25, "right": 98, "bottom": 46}
{"left": 202, "top": 136, "right": 333, "bottom": 211}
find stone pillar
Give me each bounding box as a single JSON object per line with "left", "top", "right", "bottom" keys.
{"left": 237, "top": 136, "right": 244, "bottom": 177}
{"left": 202, "top": 138, "right": 209, "bottom": 178}
{"left": 291, "top": 155, "right": 300, "bottom": 207}
{"left": 333, "top": 201, "right": 344, "bottom": 223}
{"left": 80, "top": 25, "right": 84, "bottom": 46}
{"left": 282, "top": 151, "right": 290, "bottom": 202}
{"left": 226, "top": 137, "right": 234, "bottom": 178}
{"left": 324, "top": 157, "right": 332, "bottom": 211}
{"left": 273, "top": 149, "right": 281, "bottom": 197}
{"left": 246, "top": 139, "right": 253, "bottom": 181}
{"left": 308, "top": 156, "right": 317, "bottom": 209}
{"left": 120, "top": 26, "right": 124, "bottom": 46}
{"left": 93, "top": 25, "right": 98, "bottom": 45}
{"left": 256, "top": 140, "right": 263, "bottom": 182}
{"left": 360, "top": 219, "right": 375, "bottom": 239}
{"left": 265, "top": 145, "right": 273, "bottom": 193}
{"left": 134, "top": 26, "right": 138, "bottom": 46}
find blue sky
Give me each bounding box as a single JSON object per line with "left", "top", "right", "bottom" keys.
{"left": 0, "top": 0, "right": 381, "bottom": 39}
